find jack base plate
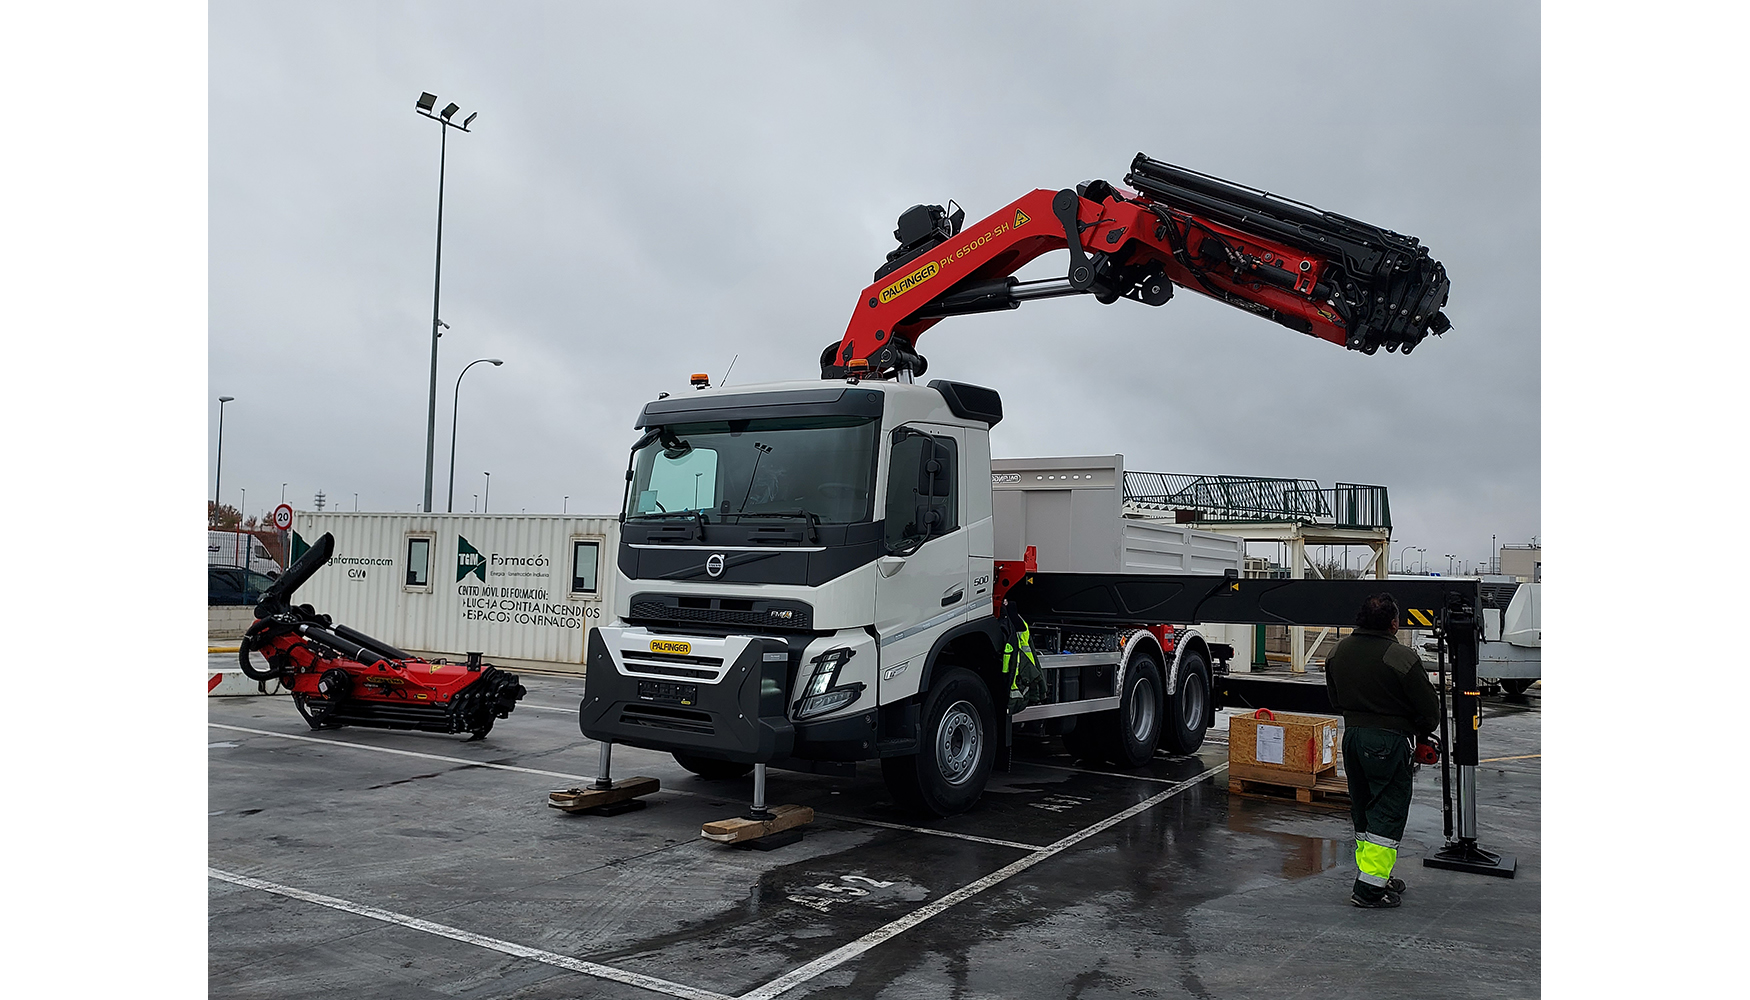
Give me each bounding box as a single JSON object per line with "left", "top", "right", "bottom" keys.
{"left": 1423, "top": 840, "right": 1517, "bottom": 878}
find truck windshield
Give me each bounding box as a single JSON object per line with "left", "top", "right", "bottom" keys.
{"left": 626, "top": 416, "right": 880, "bottom": 524}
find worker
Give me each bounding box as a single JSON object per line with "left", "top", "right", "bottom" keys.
{"left": 1324, "top": 592, "right": 1440, "bottom": 909}
{"left": 1000, "top": 601, "right": 1045, "bottom": 711}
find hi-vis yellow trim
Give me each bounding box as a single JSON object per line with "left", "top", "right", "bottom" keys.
{"left": 650, "top": 639, "right": 691, "bottom": 656}
{"left": 1405, "top": 608, "right": 1435, "bottom": 628}
{"left": 1355, "top": 838, "right": 1398, "bottom": 881}
{"left": 878, "top": 259, "right": 941, "bottom": 304}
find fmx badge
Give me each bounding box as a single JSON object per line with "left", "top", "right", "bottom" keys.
{"left": 877, "top": 259, "right": 940, "bottom": 305}
{"left": 1014, "top": 208, "right": 1030, "bottom": 228}
{"left": 457, "top": 535, "right": 486, "bottom": 582}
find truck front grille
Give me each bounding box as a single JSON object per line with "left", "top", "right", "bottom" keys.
{"left": 629, "top": 594, "right": 814, "bottom": 632}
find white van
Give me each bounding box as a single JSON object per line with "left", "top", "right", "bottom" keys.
{"left": 209, "top": 529, "right": 282, "bottom": 578}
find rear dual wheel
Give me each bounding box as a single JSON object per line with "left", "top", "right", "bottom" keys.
{"left": 1060, "top": 654, "right": 1166, "bottom": 768}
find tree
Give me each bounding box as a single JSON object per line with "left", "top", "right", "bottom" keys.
{"left": 209, "top": 501, "right": 242, "bottom": 530}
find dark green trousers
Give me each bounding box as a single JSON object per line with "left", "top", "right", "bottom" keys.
{"left": 1343, "top": 726, "right": 1413, "bottom": 901}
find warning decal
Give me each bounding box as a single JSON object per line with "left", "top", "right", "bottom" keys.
{"left": 1014, "top": 209, "right": 1030, "bottom": 228}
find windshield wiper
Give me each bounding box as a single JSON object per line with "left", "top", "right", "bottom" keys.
{"left": 626, "top": 508, "right": 709, "bottom": 541}
{"left": 731, "top": 508, "right": 819, "bottom": 543}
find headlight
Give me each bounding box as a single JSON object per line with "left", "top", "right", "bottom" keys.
{"left": 794, "top": 647, "right": 864, "bottom": 720}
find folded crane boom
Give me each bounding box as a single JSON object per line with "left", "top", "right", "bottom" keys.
{"left": 823, "top": 153, "right": 1451, "bottom": 381}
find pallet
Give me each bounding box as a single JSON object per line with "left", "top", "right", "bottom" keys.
{"left": 1227, "top": 762, "right": 1351, "bottom": 808}
{"left": 700, "top": 804, "right": 814, "bottom": 845}
{"left": 548, "top": 777, "right": 659, "bottom": 813}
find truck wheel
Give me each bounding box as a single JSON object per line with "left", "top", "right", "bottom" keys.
{"left": 673, "top": 753, "right": 753, "bottom": 780}
{"left": 1500, "top": 678, "right": 1534, "bottom": 698}
{"left": 1098, "top": 654, "right": 1164, "bottom": 767}
{"left": 1162, "top": 650, "right": 1210, "bottom": 755}
{"left": 881, "top": 667, "right": 995, "bottom": 816}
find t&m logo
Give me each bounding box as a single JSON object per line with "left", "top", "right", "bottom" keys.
{"left": 457, "top": 535, "right": 487, "bottom": 582}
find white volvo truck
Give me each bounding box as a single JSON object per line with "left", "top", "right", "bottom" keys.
{"left": 578, "top": 153, "right": 1458, "bottom": 816}
{"left": 580, "top": 378, "right": 1242, "bottom": 815}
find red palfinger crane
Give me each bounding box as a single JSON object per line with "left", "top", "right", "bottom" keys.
{"left": 822, "top": 153, "right": 1451, "bottom": 381}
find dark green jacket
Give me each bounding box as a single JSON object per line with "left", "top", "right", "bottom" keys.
{"left": 1324, "top": 628, "right": 1440, "bottom": 737}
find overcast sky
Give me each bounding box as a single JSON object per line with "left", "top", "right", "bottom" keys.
{"left": 209, "top": 1, "right": 1539, "bottom": 572}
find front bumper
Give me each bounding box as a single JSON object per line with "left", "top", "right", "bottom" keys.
{"left": 579, "top": 628, "right": 794, "bottom": 764}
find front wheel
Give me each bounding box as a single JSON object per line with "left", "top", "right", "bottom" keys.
{"left": 1162, "top": 650, "right": 1210, "bottom": 755}
{"left": 882, "top": 667, "right": 995, "bottom": 817}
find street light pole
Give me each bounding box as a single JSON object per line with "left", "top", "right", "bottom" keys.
{"left": 415, "top": 92, "right": 476, "bottom": 514}
{"left": 447, "top": 357, "right": 503, "bottom": 512}
{"left": 483, "top": 472, "right": 490, "bottom": 514}
{"left": 563, "top": 496, "right": 569, "bottom": 514}
{"left": 1446, "top": 554, "right": 1455, "bottom": 575}
{"left": 213, "top": 396, "right": 235, "bottom": 518}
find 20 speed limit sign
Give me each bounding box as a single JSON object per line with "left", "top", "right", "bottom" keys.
{"left": 272, "top": 504, "right": 294, "bottom": 531}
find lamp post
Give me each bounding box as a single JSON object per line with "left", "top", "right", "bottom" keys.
{"left": 483, "top": 472, "right": 490, "bottom": 514}
{"left": 213, "top": 396, "right": 235, "bottom": 518}
{"left": 563, "top": 496, "right": 569, "bottom": 514}
{"left": 240, "top": 488, "right": 246, "bottom": 526}
{"left": 1445, "top": 553, "right": 1455, "bottom": 576}
{"left": 415, "top": 92, "right": 477, "bottom": 514}
{"left": 447, "top": 357, "right": 503, "bottom": 512}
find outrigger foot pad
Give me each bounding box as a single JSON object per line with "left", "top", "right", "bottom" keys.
{"left": 700, "top": 803, "right": 814, "bottom": 846}
{"left": 548, "top": 777, "right": 659, "bottom": 814}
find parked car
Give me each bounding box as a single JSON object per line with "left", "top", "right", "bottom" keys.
{"left": 210, "top": 565, "right": 277, "bottom": 606}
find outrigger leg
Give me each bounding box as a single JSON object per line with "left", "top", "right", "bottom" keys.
{"left": 548, "top": 739, "right": 659, "bottom": 815}
{"left": 700, "top": 763, "right": 813, "bottom": 849}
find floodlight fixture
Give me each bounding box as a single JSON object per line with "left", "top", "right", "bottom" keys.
{"left": 440, "top": 102, "right": 460, "bottom": 120}
{"left": 462, "top": 111, "right": 478, "bottom": 128}
{"left": 416, "top": 92, "right": 437, "bottom": 111}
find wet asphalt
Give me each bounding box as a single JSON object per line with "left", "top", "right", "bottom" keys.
{"left": 208, "top": 667, "right": 1540, "bottom": 999}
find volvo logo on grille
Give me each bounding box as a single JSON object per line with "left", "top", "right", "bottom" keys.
{"left": 705, "top": 553, "right": 726, "bottom": 578}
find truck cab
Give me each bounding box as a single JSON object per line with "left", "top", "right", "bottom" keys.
{"left": 581, "top": 378, "right": 1009, "bottom": 810}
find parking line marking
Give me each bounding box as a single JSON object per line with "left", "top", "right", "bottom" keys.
{"left": 738, "top": 763, "right": 1228, "bottom": 1000}
{"left": 208, "top": 868, "right": 732, "bottom": 1000}
{"left": 207, "top": 724, "right": 1199, "bottom": 855}
{"left": 1015, "top": 759, "right": 1206, "bottom": 784}
{"left": 813, "top": 814, "right": 1044, "bottom": 852}
{"left": 205, "top": 724, "right": 706, "bottom": 796}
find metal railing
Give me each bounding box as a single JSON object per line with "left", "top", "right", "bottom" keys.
{"left": 1123, "top": 472, "right": 1391, "bottom": 529}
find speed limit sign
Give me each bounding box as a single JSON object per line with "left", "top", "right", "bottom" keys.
{"left": 272, "top": 503, "right": 294, "bottom": 531}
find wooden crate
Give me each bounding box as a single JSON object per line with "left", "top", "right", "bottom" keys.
{"left": 1228, "top": 709, "right": 1339, "bottom": 776}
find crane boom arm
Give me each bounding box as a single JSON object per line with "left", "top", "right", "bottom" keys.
{"left": 822, "top": 153, "right": 1451, "bottom": 380}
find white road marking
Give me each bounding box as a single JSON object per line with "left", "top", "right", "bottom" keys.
{"left": 813, "top": 814, "right": 1043, "bottom": 852}
{"left": 206, "top": 723, "right": 667, "bottom": 789}
{"left": 208, "top": 868, "right": 732, "bottom": 1000}
{"left": 1014, "top": 758, "right": 1214, "bottom": 784}
{"left": 738, "top": 763, "right": 1229, "bottom": 1000}
{"left": 513, "top": 703, "right": 585, "bottom": 714}
{"left": 205, "top": 724, "right": 1194, "bottom": 854}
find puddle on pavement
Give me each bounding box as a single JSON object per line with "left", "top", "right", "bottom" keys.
{"left": 1225, "top": 802, "right": 1344, "bottom": 879}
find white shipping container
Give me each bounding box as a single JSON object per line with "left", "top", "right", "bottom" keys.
{"left": 289, "top": 512, "right": 619, "bottom": 674}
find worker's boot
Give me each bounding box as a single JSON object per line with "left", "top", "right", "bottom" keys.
{"left": 1386, "top": 877, "right": 1406, "bottom": 893}
{"left": 1351, "top": 890, "right": 1402, "bottom": 909}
